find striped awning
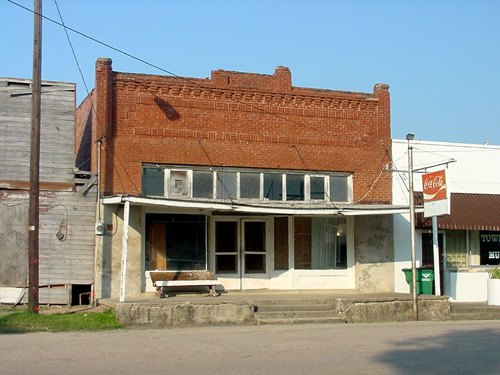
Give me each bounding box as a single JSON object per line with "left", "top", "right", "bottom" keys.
{"left": 418, "top": 193, "right": 500, "bottom": 231}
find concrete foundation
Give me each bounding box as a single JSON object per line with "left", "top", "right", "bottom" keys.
{"left": 107, "top": 294, "right": 452, "bottom": 327}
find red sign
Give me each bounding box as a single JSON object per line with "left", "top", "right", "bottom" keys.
{"left": 422, "top": 170, "right": 447, "bottom": 202}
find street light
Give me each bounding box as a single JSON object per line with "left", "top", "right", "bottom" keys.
{"left": 406, "top": 133, "right": 418, "bottom": 320}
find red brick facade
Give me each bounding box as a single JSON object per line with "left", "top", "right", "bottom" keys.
{"left": 76, "top": 58, "right": 392, "bottom": 204}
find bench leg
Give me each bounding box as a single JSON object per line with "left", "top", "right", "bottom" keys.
{"left": 209, "top": 285, "right": 220, "bottom": 297}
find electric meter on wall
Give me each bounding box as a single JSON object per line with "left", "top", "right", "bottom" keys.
{"left": 95, "top": 221, "right": 106, "bottom": 235}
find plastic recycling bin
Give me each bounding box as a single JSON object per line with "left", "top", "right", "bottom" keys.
{"left": 402, "top": 268, "right": 434, "bottom": 295}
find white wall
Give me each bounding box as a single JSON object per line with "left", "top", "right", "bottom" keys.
{"left": 392, "top": 139, "right": 500, "bottom": 294}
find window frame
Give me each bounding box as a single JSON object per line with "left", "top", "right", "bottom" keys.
{"left": 141, "top": 164, "right": 352, "bottom": 204}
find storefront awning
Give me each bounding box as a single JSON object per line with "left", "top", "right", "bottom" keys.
{"left": 101, "top": 195, "right": 419, "bottom": 216}
{"left": 418, "top": 193, "right": 500, "bottom": 231}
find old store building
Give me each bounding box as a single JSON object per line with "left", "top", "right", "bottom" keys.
{"left": 77, "top": 58, "right": 408, "bottom": 301}
{"left": 392, "top": 139, "right": 500, "bottom": 302}
{"left": 0, "top": 77, "right": 97, "bottom": 305}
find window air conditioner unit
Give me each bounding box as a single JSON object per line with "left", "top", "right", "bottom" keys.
{"left": 95, "top": 221, "right": 106, "bottom": 236}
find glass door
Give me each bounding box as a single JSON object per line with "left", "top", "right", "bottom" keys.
{"left": 213, "top": 218, "right": 269, "bottom": 289}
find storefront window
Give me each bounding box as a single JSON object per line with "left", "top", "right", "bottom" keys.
{"left": 294, "top": 217, "right": 347, "bottom": 269}
{"left": 445, "top": 230, "right": 468, "bottom": 268}
{"left": 480, "top": 231, "right": 500, "bottom": 266}
{"left": 145, "top": 214, "right": 206, "bottom": 271}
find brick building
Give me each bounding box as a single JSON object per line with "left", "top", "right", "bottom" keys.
{"left": 77, "top": 58, "right": 406, "bottom": 301}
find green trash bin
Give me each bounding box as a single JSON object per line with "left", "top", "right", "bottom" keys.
{"left": 402, "top": 268, "right": 434, "bottom": 295}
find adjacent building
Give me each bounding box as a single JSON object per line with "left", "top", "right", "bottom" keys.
{"left": 0, "top": 77, "right": 96, "bottom": 305}
{"left": 76, "top": 58, "right": 408, "bottom": 301}
{"left": 392, "top": 139, "right": 500, "bottom": 302}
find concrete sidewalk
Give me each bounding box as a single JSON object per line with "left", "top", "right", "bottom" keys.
{"left": 98, "top": 290, "right": 465, "bottom": 327}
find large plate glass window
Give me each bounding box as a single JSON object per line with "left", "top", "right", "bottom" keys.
{"left": 480, "top": 231, "right": 500, "bottom": 265}
{"left": 145, "top": 214, "right": 206, "bottom": 271}
{"left": 294, "top": 217, "right": 347, "bottom": 269}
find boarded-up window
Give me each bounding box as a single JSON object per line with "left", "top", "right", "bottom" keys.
{"left": 274, "top": 217, "right": 289, "bottom": 270}
{"left": 294, "top": 217, "right": 311, "bottom": 269}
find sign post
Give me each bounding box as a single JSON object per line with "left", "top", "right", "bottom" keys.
{"left": 422, "top": 169, "right": 450, "bottom": 297}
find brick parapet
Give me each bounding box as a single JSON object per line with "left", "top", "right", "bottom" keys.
{"left": 77, "top": 59, "right": 392, "bottom": 203}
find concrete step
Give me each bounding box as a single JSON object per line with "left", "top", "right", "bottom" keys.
{"left": 256, "top": 310, "right": 339, "bottom": 319}
{"left": 251, "top": 298, "right": 333, "bottom": 306}
{"left": 256, "top": 303, "right": 334, "bottom": 313}
{"left": 257, "top": 316, "right": 346, "bottom": 325}
{"left": 450, "top": 311, "right": 500, "bottom": 321}
{"left": 450, "top": 303, "right": 500, "bottom": 321}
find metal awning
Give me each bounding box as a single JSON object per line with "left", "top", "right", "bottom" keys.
{"left": 419, "top": 193, "right": 500, "bottom": 231}
{"left": 101, "top": 195, "right": 420, "bottom": 216}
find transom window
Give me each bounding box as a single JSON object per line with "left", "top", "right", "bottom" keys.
{"left": 142, "top": 164, "right": 352, "bottom": 203}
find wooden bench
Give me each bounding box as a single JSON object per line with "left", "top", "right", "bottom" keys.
{"left": 150, "top": 271, "right": 222, "bottom": 297}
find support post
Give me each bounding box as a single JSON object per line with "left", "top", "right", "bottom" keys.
{"left": 119, "top": 200, "right": 130, "bottom": 303}
{"left": 407, "top": 136, "right": 418, "bottom": 320}
{"left": 28, "top": 0, "right": 42, "bottom": 314}
{"left": 432, "top": 216, "right": 441, "bottom": 296}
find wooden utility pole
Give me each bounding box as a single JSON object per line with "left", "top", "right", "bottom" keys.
{"left": 28, "top": 0, "right": 42, "bottom": 314}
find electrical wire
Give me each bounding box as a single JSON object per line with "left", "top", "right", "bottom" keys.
{"left": 51, "top": 0, "right": 140, "bottom": 194}
{"left": 8, "top": 0, "right": 391, "bottom": 202}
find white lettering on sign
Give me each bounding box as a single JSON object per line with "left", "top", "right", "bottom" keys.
{"left": 423, "top": 175, "right": 444, "bottom": 190}
{"left": 489, "top": 251, "right": 500, "bottom": 259}
{"left": 481, "top": 234, "right": 500, "bottom": 242}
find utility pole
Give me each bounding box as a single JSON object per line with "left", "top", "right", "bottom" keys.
{"left": 406, "top": 133, "right": 418, "bottom": 321}
{"left": 28, "top": 0, "right": 42, "bottom": 314}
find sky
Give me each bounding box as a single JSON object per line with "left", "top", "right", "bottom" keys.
{"left": 1, "top": 0, "right": 500, "bottom": 145}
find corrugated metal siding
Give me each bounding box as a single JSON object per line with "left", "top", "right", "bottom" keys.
{"left": 0, "top": 78, "right": 75, "bottom": 184}
{"left": 418, "top": 193, "right": 500, "bottom": 231}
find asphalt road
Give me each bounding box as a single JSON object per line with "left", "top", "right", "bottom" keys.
{"left": 1, "top": 320, "right": 499, "bottom": 375}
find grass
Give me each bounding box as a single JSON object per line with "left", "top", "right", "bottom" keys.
{"left": 0, "top": 307, "right": 123, "bottom": 333}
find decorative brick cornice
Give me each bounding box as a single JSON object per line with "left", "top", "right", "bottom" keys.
{"left": 113, "top": 73, "right": 380, "bottom": 119}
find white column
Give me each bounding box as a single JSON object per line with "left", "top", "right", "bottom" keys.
{"left": 432, "top": 216, "right": 441, "bottom": 295}
{"left": 119, "top": 200, "right": 130, "bottom": 303}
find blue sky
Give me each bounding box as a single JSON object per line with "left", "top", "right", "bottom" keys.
{"left": 2, "top": 0, "right": 499, "bottom": 145}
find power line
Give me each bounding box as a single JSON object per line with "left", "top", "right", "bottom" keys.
{"left": 51, "top": 0, "right": 140, "bottom": 194}
{"left": 8, "top": 0, "right": 390, "bottom": 201}
{"left": 8, "top": 0, "right": 327, "bottom": 134}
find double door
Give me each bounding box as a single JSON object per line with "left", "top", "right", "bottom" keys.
{"left": 212, "top": 217, "right": 270, "bottom": 289}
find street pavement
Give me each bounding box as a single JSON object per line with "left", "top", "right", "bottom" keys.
{"left": 1, "top": 320, "right": 499, "bottom": 374}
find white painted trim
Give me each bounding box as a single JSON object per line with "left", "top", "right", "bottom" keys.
{"left": 119, "top": 200, "right": 130, "bottom": 303}
{"left": 101, "top": 195, "right": 416, "bottom": 216}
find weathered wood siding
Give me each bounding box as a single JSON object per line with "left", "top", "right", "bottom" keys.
{"left": 0, "top": 77, "right": 97, "bottom": 293}
{"left": 0, "top": 187, "right": 97, "bottom": 287}
{"left": 0, "top": 78, "right": 75, "bottom": 185}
